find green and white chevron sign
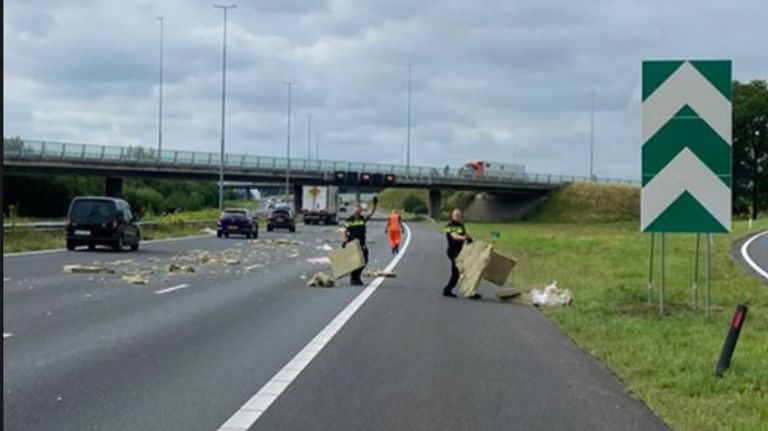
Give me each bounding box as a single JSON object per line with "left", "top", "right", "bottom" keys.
{"left": 641, "top": 60, "right": 732, "bottom": 233}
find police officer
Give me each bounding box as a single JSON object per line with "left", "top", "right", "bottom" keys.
{"left": 343, "top": 196, "right": 378, "bottom": 285}
{"left": 443, "top": 209, "right": 481, "bottom": 299}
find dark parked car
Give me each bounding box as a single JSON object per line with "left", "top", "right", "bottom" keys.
{"left": 217, "top": 209, "right": 258, "bottom": 239}
{"left": 66, "top": 197, "right": 140, "bottom": 251}
{"left": 267, "top": 207, "right": 296, "bottom": 232}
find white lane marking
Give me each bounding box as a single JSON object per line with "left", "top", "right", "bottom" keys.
{"left": 4, "top": 333, "right": 13, "bottom": 339}
{"left": 217, "top": 223, "right": 413, "bottom": 431}
{"left": 245, "top": 263, "right": 264, "bottom": 272}
{"left": 154, "top": 283, "right": 190, "bottom": 295}
{"left": 741, "top": 230, "right": 768, "bottom": 281}
{"left": 3, "top": 277, "right": 10, "bottom": 282}
{"left": 3, "top": 234, "right": 215, "bottom": 258}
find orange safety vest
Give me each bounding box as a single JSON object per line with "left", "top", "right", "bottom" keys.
{"left": 388, "top": 213, "right": 401, "bottom": 232}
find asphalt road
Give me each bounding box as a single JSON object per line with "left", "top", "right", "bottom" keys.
{"left": 3, "top": 221, "right": 668, "bottom": 431}
{"left": 738, "top": 230, "right": 768, "bottom": 283}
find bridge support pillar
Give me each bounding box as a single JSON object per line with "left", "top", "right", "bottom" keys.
{"left": 105, "top": 177, "right": 123, "bottom": 198}
{"left": 428, "top": 189, "right": 441, "bottom": 219}
{"left": 293, "top": 183, "right": 303, "bottom": 215}
{"left": 355, "top": 189, "right": 361, "bottom": 205}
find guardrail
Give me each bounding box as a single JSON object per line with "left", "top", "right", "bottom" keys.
{"left": 3, "top": 219, "right": 216, "bottom": 232}
{"left": 3, "top": 139, "right": 640, "bottom": 187}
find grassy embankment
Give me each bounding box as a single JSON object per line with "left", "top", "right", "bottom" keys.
{"left": 461, "top": 183, "right": 767, "bottom": 431}
{"left": 2, "top": 204, "right": 257, "bottom": 253}
{"left": 375, "top": 188, "right": 475, "bottom": 220}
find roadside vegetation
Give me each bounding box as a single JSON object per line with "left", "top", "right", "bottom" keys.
{"left": 530, "top": 182, "right": 639, "bottom": 223}
{"left": 460, "top": 202, "right": 767, "bottom": 430}
{"left": 2, "top": 201, "right": 260, "bottom": 253}
{"left": 376, "top": 188, "right": 476, "bottom": 219}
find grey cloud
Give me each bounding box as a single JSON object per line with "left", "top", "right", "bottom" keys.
{"left": 3, "top": 0, "right": 768, "bottom": 179}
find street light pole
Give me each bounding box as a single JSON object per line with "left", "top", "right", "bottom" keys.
{"left": 157, "top": 17, "right": 164, "bottom": 160}
{"left": 589, "top": 90, "right": 595, "bottom": 180}
{"left": 406, "top": 63, "right": 412, "bottom": 174}
{"left": 214, "top": 4, "right": 236, "bottom": 211}
{"left": 306, "top": 114, "right": 312, "bottom": 160}
{"left": 283, "top": 81, "right": 297, "bottom": 197}
{"left": 315, "top": 133, "right": 320, "bottom": 160}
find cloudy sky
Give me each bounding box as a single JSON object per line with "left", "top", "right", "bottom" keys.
{"left": 4, "top": 0, "right": 767, "bottom": 179}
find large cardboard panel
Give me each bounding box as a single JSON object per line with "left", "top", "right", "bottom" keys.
{"left": 329, "top": 239, "right": 365, "bottom": 279}
{"left": 483, "top": 251, "right": 516, "bottom": 286}
{"left": 455, "top": 241, "right": 492, "bottom": 297}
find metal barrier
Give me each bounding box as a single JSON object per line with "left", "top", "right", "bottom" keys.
{"left": 3, "top": 139, "right": 639, "bottom": 187}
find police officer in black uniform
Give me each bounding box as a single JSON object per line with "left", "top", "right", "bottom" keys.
{"left": 443, "top": 209, "right": 481, "bottom": 299}
{"left": 343, "top": 196, "right": 378, "bottom": 285}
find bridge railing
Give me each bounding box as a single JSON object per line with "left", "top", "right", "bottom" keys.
{"left": 3, "top": 139, "right": 639, "bottom": 187}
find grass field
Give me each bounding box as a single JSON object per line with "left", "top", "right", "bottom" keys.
{"left": 464, "top": 218, "right": 767, "bottom": 431}
{"left": 3, "top": 223, "right": 215, "bottom": 253}
{"left": 1, "top": 202, "right": 256, "bottom": 253}
{"left": 530, "top": 182, "right": 640, "bottom": 222}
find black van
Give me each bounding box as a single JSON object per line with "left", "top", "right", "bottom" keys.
{"left": 65, "top": 197, "right": 141, "bottom": 251}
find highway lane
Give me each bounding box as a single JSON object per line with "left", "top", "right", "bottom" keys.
{"left": 3, "top": 221, "right": 397, "bottom": 431}
{"left": 5, "top": 220, "right": 667, "bottom": 430}
{"left": 740, "top": 230, "right": 768, "bottom": 282}
{"left": 249, "top": 221, "right": 668, "bottom": 431}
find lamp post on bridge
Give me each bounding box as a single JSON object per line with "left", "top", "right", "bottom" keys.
{"left": 306, "top": 114, "right": 312, "bottom": 160}
{"left": 156, "top": 16, "right": 164, "bottom": 161}
{"left": 283, "top": 81, "right": 297, "bottom": 197}
{"left": 214, "top": 3, "right": 236, "bottom": 211}
{"left": 406, "top": 63, "right": 412, "bottom": 174}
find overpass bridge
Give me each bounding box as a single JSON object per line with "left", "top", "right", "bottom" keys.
{"left": 3, "top": 139, "right": 637, "bottom": 217}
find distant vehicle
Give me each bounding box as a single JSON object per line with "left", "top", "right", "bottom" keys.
{"left": 217, "top": 208, "right": 258, "bottom": 239}
{"left": 65, "top": 196, "right": 140, "bottom": 251}
{"left": 302, "top": 185, "right": 340, "bottom": 225}
{"left": 338, "top": 206, "right": 349, "bottom": 215}
{"left": 463, "top": 160, "right": 525, "bottom": 178}
{"left": 267, "top": 207, "right": 296, "bottom": 232}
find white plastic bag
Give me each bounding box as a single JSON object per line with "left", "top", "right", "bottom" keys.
{"left": 531, "top": 281, "right": 573, "bottom": 306}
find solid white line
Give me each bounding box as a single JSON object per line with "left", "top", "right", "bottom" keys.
{"left": 217, "top": 223, "right": 413, "bottom": 431}
{"left": 154, "top": 283, "right": 190, "bottom": 295}
{"left": 740, "top": 230, "right": 768, "bottom": 281}
{"left": 3, "top": 277, "right": 10, "bottom": 282}
{"left": 4, "top": 333, "right": 12, "bottom": 339}
{"left": 3, "top": 234, "right": 215, "bottom": 258}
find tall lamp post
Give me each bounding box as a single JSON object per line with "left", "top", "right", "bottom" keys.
{"left": 406, "top": 63, "right": 412, "bottom": 174}
{"left": 306, "top": 114, "right": 312, "bottom": 160}
{"left": 283, "top": 81, "right": 297, "bottom": 197}
{"left": 214, "top": 4, "right": 236, "bottom": 211}
{"left": 589, "top": 90, "right": 595, "bottom": 180}
{"left": 156, "top": 16, "right": 164, "bottom": 160}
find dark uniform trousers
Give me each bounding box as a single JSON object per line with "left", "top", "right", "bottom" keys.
{"left": 350, "top": 245, "right": 369, "bottom": 282}
{"left": 444, "top": 255, "right": 460, "bottom": 294}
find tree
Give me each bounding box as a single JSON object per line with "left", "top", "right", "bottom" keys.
{"left": 733, "top": 80, "right": 768, "bottom": 218}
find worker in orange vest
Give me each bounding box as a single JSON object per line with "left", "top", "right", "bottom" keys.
{"left": 384, "top": 208, "right": 404, "bottom": 254}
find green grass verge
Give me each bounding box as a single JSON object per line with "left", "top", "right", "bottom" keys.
{"left": 3, "top": 224, "right": 212, "bottom": 253}
{"left": 532, "top": 182, "right": 640, "bottom": 223}
{"left": 461, "top": 218, "right": 767, "bottom": 431}
{"left": 376, "top": 188, "right": 475, "bottom": 219}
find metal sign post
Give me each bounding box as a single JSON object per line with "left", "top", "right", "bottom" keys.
{"left": 660, "top": 233, "right": 666, "bottom": 316}
{"left": 706, "top": 233, "right": 712, "bottom": 314}
{"left": 692, "top": 234, "right": 700, "bottom": 311}
{"left": 647, "top": 233, "right": 655, "bottom": 304}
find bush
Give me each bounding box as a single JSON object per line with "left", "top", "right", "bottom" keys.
{"left": 124, "top": 187, "right": 164, "bottom": 215}
{"left": 403, "top": 194, "right": 428, "bottom": 214}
